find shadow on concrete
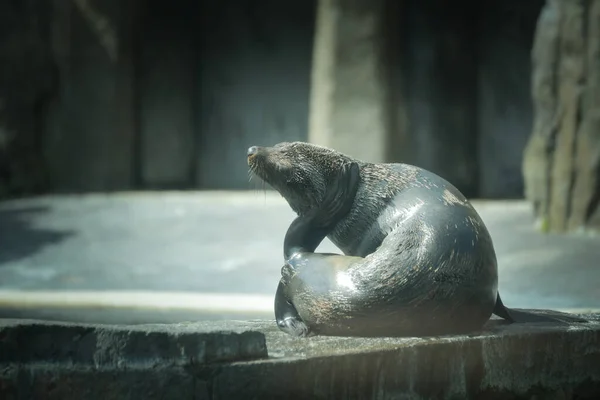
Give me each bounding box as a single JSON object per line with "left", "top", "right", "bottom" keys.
{"left": 0, "top": 206, "right": 73, "bottom": 266}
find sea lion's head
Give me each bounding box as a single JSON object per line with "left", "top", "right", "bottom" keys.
{"left": 247, "top": 141, "right": 352, "bottom": 215}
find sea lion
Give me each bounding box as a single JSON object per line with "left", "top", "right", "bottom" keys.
{"left": 247, "top": 142, "right": 587, "bottom": 337}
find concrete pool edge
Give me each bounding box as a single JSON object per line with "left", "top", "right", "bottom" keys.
{"left": 1, "top": 314, "right": 599, "bottom": 399}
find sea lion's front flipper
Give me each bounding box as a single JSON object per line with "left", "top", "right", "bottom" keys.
{"left": 493, "top": 292, "right": 588, "bottom": 324}
{"left": 283, "top": 162, "right": 360, "bottom": 260}
{"left": 274, "top": 280, "right": 311, "bottom": 337}
{"left": 277, "top": 162, "right": 360, "bottom": 335}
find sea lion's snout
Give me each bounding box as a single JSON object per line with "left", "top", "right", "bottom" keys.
{"left": 247, "top": 146, "right": 260, "bottom": 157}
{"left": 247, "top": 145, "right": 262, "bottom": 165}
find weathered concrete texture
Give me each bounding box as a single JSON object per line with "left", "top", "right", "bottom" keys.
{"left": 218, "top": 316, "right": 600, "bottom": 400}
{"left": 308, "top": 0, "right": 390, "bottom": 164}
{"left": 0, "top": 319, "right": 267, "bottom": 366}
{"left": 1, "top": 315, "right": 599, "bottom": 400}
{"left": 0, "top": 193, "right": 598, "bottom": 315}
{"left": 523, "top": 0, "right": 600, "bottom": 233}
{"left": 0, "top": 365, "right": 199, "bottom": 400}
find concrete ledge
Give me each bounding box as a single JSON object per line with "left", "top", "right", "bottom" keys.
{"left": 0, "top": 319, "right": 268, "bottom": 366}
{"left": 1, "top": 315, "right": 599, "bottom": 399}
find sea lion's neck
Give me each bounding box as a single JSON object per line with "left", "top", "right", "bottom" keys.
{"left": 281, "top": 188, "right": 323, "bottom": 217}
{"left": 279, "top": 157, "right": 355, "bottom": 217}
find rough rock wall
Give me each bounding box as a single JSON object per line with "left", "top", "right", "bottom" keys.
{"left": 523, "top": 0, "right": 600, "bottom": 233}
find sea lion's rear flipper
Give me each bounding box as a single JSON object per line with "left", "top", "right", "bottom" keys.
{"left": 501, "top": 308, "right": 588, "bottom": 324}
{"left": 493, "top": 292, "right": 588, "bottom": 324}
{"left": 492, "top": 292, "right": 515, "bottom": 322}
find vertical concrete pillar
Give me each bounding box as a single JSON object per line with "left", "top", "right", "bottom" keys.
{"left": 308, "top": 0, "right": 389, "bottom": 163}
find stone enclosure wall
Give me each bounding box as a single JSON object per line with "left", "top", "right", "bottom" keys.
{"left": 0, "top": 0, "right": 558, "bottom": 200}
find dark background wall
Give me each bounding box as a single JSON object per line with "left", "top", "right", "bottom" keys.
{"left": 0, "top": 0, "right": 55, "bottom": 197}
{"left": 400, "top": 0, "right": 544, "bottom": 198}
{"left": 402, "top": 0, "right": 479, "bottom": 197}
{"left": 198, "top": 0, "right": 316, "bottom": 189}
{"left": 0, "top": 0, "right": 545, "bottom": 199}
{"left": 138, "top": 0, "right": 197, "bottom": 189}
{"left": 476, "top": 0, "right": 545, "bottom": 198}
{"left": 43, "top": 0, "right": 136, "bottom": 192}
{"left": 133, "top": 0, "right": 317, "bottom": 190}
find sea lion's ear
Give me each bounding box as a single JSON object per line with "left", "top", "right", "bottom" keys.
{"left": 315, "top": 161, "right": 360, "bottom": 227}
{"left": 334, "top": 162, "right": 360, "bottom": 205}
{"left": 345, "top": 162, "right": 361, "bottom": 194}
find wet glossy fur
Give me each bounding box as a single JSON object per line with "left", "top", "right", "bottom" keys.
{"left": 248, "top": 142, "right": 586, "bottom": 337}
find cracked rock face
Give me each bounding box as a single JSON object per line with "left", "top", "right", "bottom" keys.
{"left": 523, "top": 0, "right": 600, "bottom": 234}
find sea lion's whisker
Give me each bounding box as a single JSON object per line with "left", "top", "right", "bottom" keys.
{"left": 247, "top": 165, "right": 270, "bottom": 202}
{"left": 247, "top": 168, "right": 260, "bottom": 194}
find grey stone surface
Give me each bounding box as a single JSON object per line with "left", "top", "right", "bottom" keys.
{"left": 0, "top": 315, "right": 599, "bottom": 399}
{"left": 0, "top": 192, "right": 598, "bottom": 317}
{"left": 252, "top": 312, "right": 600, "bottom": 358}
{"left": 0, "top": 307, "right": 273, "bottom": 326}
{"left": 0, "top": 318, "right": 267, "bottom": 365}
{"left": 0, "top": 192, "right": 292, "bottom": 295}
{"left": 0, "top": 364, "right": 198, "bottom": 400}
{"left": 215, "top": 315, "right": 600, "bottom": 400}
